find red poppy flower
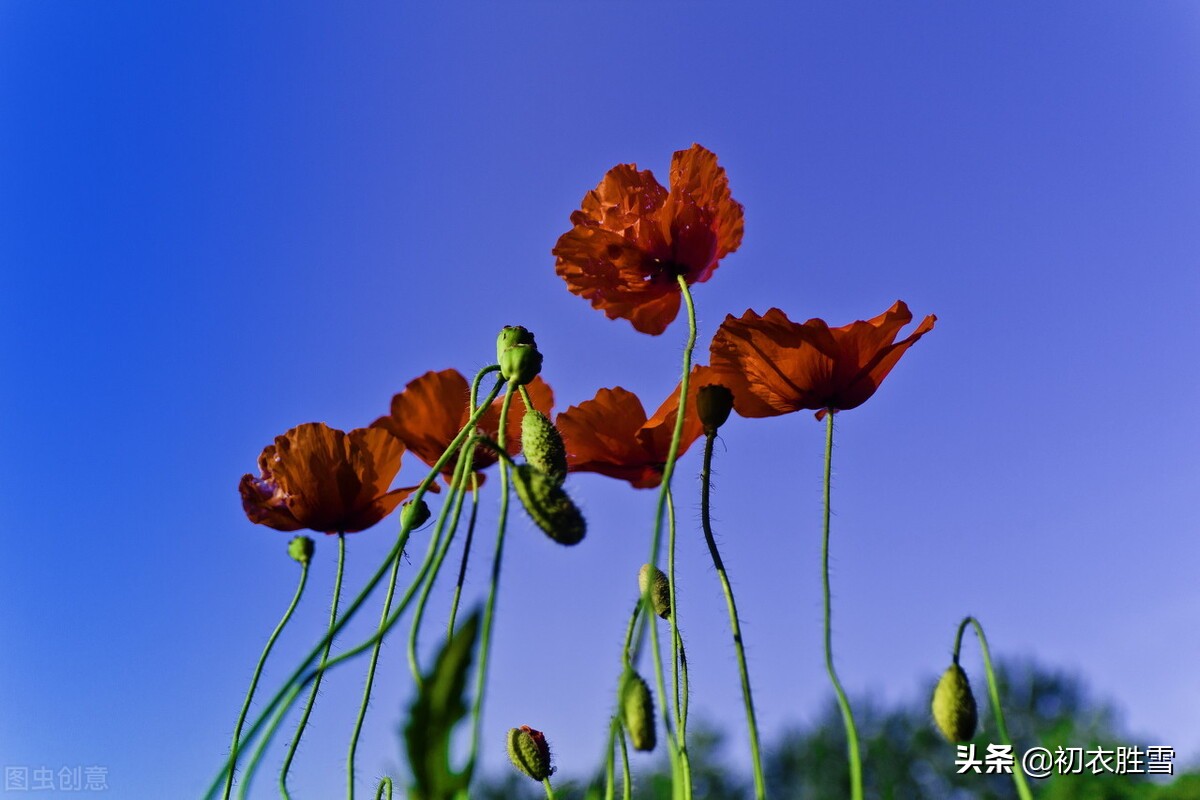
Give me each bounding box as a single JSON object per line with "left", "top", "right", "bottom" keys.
{"left": 556, "top": 373, "right": 707, "bottom": 489}
{"left": 553, "top": 144, "right": 744, "bottom": 336}
{"left": 239, "top": 422, "right": 422, "bottom": 534}
{"left": 708, "top": 301, "right": 936, "bottom": 420}
{"left": 372, "top": 369, "right": 554, "bottom": 482}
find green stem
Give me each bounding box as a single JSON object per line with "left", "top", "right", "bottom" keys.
{"left": 203, "top": 371, "right": 505, "bottom": 800}
{"left": 408, "top": 442, "right": 475, "bottom": 684}
{"left": 542, "top": 777, "right": 556, "bottom": 800}
{"left": 821, "top": 411, "right": 863, "bottom": 800}
{"left": 373, "top": 777, "right": 393, "bottom": 800}
{"left": 222, "top": 560, "right": 309, "bottom": 800}
{"left": 665, "top": 487, "right": 692, "bottom": 800}
{"left": 953, "top": 617, "right": 1035, "bottom": 800}
{"left": 446, "top": 474, "right": 480, "bottom": 638}
{"left": 700, "top": 432, "right": 767, "bottom": 800}
{"left": 639, "top": 275, "right": 699, "bottom": 799}
{"left": 274, "top": 534, "right": 345, "bottom": 800}
{"left": 462, "top": 379, "right": 519, "bottom": 786}
{"left": 616, "top": 726, "right": 632, "bottom": 800}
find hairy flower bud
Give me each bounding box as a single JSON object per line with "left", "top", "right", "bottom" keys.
{"left": 521, "top": 410, "right": 567, "bottom": 486}
{"left": 287, "top": 535, "right": 314, "bottom": 565}
{"left": 506, "top": 725, "right": 554, "bottom": 782}
{"left": 696, "top": 384, "right": 734, "bottom": 434}
{"left": 932, "top": 664, "right": 978, "bottom": 743}
{"left": 400, "top": 499, "right": 431, "bottom": 530}
{"left": 511, "top": 465, "right": 585, "bottom": 545}
{"left": 620, "top": 669, "right": 656, "bottom": 752}
{"left": 496, "top": 326, "right": 543, "bottom": 385}
{"left": 638, "top": 564, "right": 672, "bottom": 620}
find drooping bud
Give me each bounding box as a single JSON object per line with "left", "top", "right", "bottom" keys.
{"left": 521, "top": 410, "right": 567, "bottom": 486}
{"left": 932, "top": 664, "right": 978, "bottom": 743}
{"left": 511, "top": 465, "right": 585, "bottom": 545}
{"left": 401, "top": 499, "right": 431, "bottom": 530}
{"left": 496, "top": 326, "right": 543, "bottom": 385}
{"left": 696, "top": 384, "right": 734, "bottom": 435}
{"left": 287, "top": 535, "right": 314, "bottom": 565}
{"left": 619, "top": 669, "right": 656, "bottom": 752}
{"left": 506, "top": 725, "right": 555, "bottom": 782}
{"left": 637, "top": 564, "right": 672, "bottom": 620}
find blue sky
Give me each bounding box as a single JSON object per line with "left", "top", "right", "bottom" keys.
{"left": 2, "top": 3, "right": 1198, "bottom": 798}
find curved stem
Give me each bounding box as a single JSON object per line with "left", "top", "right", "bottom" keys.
{"left": 463, "top": 379, "right": 519, "bottom": 784}
{"left": 222, "top": 561, "right": 308, "bottom": 800}
{"left": 953, "top": 617, "right": 1035, "bottom": 800}
{"left": 639, "top": 275, "right": 699, "bottom": 798}
{"left": 447, "top": 474, "right": 480, "bottom": 638}
{"left": 700, "top": 432, "right": 767, "bottom": 799}
{"left": 274, "top": 535, "right": 345, "bottom": 799}
{"left": 821, "top": 411, "right": 863, "bottom": 800}
{"left": 203, "top": 371, "right": 505, "bottom": 800}
{"left": 373, "top": 776, "right": 393, "bottom": 800}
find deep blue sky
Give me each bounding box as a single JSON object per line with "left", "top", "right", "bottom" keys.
{"left": 2, "top": 3, "right": 1198, "bottom": 798}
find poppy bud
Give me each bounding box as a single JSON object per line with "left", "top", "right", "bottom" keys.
{"left": 696, "top": 384, "right": 734, "bottom": 434}
{"left": 506, "top": 725, "right": 554, "bottom": 782}
{"left": 496, "top": 325, "right": 537, "bottom": 362}
{"left": 287, "top": 535, "right": 314, "bottom": 565}
{"left": 521, "top": 410, "right": 567, "bottom": 486}
{"left": 401, "top": 499, "right": 431, "bottom": 530}
{"left": 637, "top": 564, "right": 672, "bottom": 620}
{"left": 620, "top": 669, "right": 656, "bottom": 752}
{"left": 499, "top": 344, "right": 543, "bottom": 386}
{"left": 932, "top": 664, "right": 978, "bottom": 743}
{"left": 511, "top": 465, "right": 585, "bottom": 545}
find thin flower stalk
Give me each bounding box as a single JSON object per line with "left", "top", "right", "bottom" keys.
{"left": 821, "top": 412, "right": 864, "bottom": 800}
{"left": 640, "top": 273, "right": 699, "bottom": 800}
{"left": 542, "top": 777, "right": 556, "bottom": 800}
{"left": 700, "top": 431, "right": 767, "bottom": 799}
{"left": 203, "top": 372, "right": 506, "bottom": 800}
{"left": 277, "top": 534, "right": 345, "bottom": 799}
{"left": 953, "top": 617, "right": 1035, "bottom": 800}
{"left": 666, "top": 488, "right": 691, "bottom": 764}
{"left": 374, "top": 777, "right": 393, "bottom": 800}
{"left": 446, "top": 367, "right": 492, "bottom": 639}
{"left": 461, "top": 379, "right": 520, "bottom": 791}
{"left": 221, "top": 557, "right": 309, "bottom": 800}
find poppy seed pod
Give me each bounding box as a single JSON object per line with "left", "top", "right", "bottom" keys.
{"left": 637, "top": 564, "right": 672, "bottom": 620}
{"left": 499, "top": 344, "right": 543, "bottom": 386}
{"left": 521, "top": 410, "right": 567, "bottom": 486}
{"left": 287, "top": 535, "right": 314, "bottom": 565}
{"left": 400, "top": 499, "right": 431, "bottom": 530}
{"left": 696, "top": 384, "right": 734, "bottom": 434}
{"left": 511, "top": 464, "right": 586, "bottom": 545}
{"left": 932, "top": 664, "right": 978, "bottom": 743}
{"left": 620, "top": 669, "right": 656, "bottom": 752}
{"left": 506, "top": 725, "right": 554, "bottom": 782}
{"left": 496, "top": 325, "right": 537, "bottom": 362}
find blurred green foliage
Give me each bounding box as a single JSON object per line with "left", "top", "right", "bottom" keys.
{"left": 471, "top": 660, "right": 1194, "bottom": 799}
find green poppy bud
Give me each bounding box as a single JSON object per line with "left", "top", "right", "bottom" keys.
{"left": 506, "top": 725, "right": 554, "bottom": 782}
{"left": 932, "top": 664, "right": 978, "bottom": 743}
{"left": 521, "top": 409, "right": 567, "bottom": 486}
{"left": 696, "top": 384, "right": 734, "bottom": 434}
{"left": 496, "top": 325, "right": 537, "bottom": 362}
{"left": 620, "top": 668, "right": 656, "bottom": 752}
{"left": 511, "top": 465, "right": 585, "bottom": 545}
{"left": 638, "top": 564, "right": 672, "bottom": 620}
{"left": 400, "top": 499, "right": 431, "bottom": 530}
{"left": 287, "top": 535, "right": 314, "bottom": 565}
{"left": 499, "top": 344, "right": 543, "bottom": 385}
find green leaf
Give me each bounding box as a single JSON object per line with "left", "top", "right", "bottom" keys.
{"left": 404, "top": 611, "right": 481, "bottom": 800}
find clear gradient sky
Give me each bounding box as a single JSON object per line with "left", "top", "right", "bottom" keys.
{"left": 2, "top": 3, "right": 1199, "bottom": 798}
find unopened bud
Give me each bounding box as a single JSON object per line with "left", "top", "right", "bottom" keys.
{"left": 620, "top": 669, "right": 656, "bottom": 752}
{"left": 511, "top": 465, "right": 585, "bottom": 545}
{"left": 506, "top": 725, "right": 554, "bottom": 782}
{"left": 932, "top": 664, "right": 978, "bottom": 743}
{"left": 401, "top": 499, "right": 431, "bottom": 530}
{"left": 288, "top": 535, "right": 314, "bottom": 565}
{"left": 521, "top": 410, "right": 567, "bottom": 486}
{"left": 696, "top": 384, "right": 734, "bottom": 434}
{"left": 499, "top": 344, "right": 543, "bottom": 385}
{"left": 496, "top": 325, "right": 537, "bottom": 362}
{"left": 638, "top": 564, "right": 672, "bottom": 619}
